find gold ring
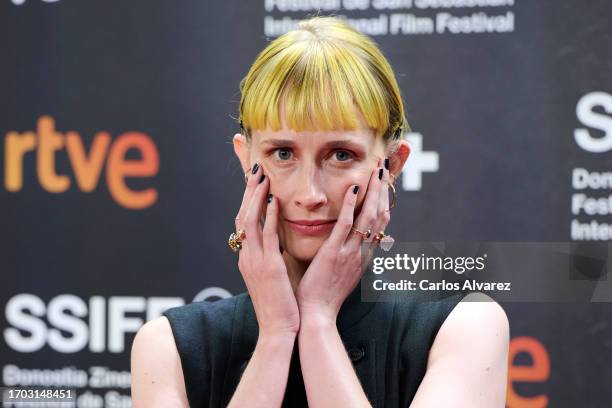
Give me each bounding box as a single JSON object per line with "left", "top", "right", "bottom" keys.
{"left": 373, "top": 231, "right": 385, "bottom": 241}
{"left": 351, "top": 227, "right": 371, "bottom": 240}
{"left": 228, "top": 229, "right": 246, "bottom": 252}
{"left": 373, "top": 231, "right": 395, "bottom": 251}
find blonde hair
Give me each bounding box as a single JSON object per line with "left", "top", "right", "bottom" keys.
{"left": 238, "top": 15, "right": 410, "bottom": 146}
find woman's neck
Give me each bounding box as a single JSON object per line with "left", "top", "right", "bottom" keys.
{"left": 282, "top": 250, "right": 310, "bottom": 293}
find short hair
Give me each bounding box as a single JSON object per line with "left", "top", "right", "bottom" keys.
{"left": 238, "top": 15, "right": 410, "bottom": 146}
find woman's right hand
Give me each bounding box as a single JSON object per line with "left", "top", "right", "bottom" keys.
{"left": 235, "top": 163, "right": 300, "bottom": 338}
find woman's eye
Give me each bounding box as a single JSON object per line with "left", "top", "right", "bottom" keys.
{"left": 275, "top": 148, "right": 292, "bottom": 161}
{"left": 333, "top": 150, "right": 353, "bottom": 162}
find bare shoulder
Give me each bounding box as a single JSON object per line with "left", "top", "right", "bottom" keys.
{"left": 455, "top": 291, "right": 509, "bottom": 333}
{"left": 409, "top": 293, "right": 509, "bottom": 407}
{"left": 130, "top": 316, "right": 189, "bottom": 408}
{"left": 451, "top": 291, "right": 509, "bottom": 328}
{"left": 431, "top": 291, "right": 509, "bottom": 359}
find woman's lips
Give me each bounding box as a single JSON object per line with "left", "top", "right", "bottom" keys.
{"left": 284, "top": 219, "right": 336, "bottom": 236}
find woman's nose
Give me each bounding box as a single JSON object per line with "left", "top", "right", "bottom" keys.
{"left": 293, "top": 166, "right": 327, "bottom": 210}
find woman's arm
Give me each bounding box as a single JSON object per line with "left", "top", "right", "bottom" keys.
{"left": 228, "top": 332, "right": 296, "bottom": 407}
{"left": 226, "top": 162, "right": 302, "bottom": 405}
{"left": 298, "top": 313, "right": 373, "bottom": 407}
{"left": 130, "top": 318, "right": 297, "bottom": 408}
{"left": 409, "top": 292, "right": 510, "bottom": 408}
{"left": 130, "top": 317, "right": 189, "bottom": 408}
{"left": 294, "top": 163, "right": 388, "bottom": 407}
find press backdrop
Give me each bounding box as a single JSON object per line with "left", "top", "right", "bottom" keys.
{"left": 1, "top": 1, "right": 611, "bottom": 407}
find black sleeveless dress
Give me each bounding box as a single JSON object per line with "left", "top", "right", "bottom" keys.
{"left": 163, "top": 281, "right": 467, "bottom": 407}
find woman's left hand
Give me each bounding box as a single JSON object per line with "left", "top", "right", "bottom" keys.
{"left": 295, "top": 158, "right": 391, "bottom": 324}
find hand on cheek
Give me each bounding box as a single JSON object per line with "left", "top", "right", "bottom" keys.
{"left": 351, "top": 158, "right": 382, "bottom": 218}
{"left": 296, "top": 158, "right": 388, "bottom": 321}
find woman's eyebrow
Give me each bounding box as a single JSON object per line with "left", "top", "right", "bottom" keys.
{"left": 260, "top": 139, "right": 295, "bottom": 147}
{"left": 324, "top": 140, "right": 367, "bottom": 150}
{"left": 260, "top": 139, "right": 366, "bottom": 150}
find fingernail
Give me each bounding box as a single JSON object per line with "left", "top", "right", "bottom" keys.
{"left": 353, "top": 185, "right": 359, "bottom": 194}
{"left": 251, "top": 163, "right": 259, "bottom": 174}
{"left": 267, "top": 193, "right": 273, "bottom": 203}
{"left": 259, "top": 174, "right": 265, "bottom": 184}
{"left": 384, "top": 157, "right": 389, "bottom": 170}
{"left": 378, "top": 168, "right": 383, "bottom": 180}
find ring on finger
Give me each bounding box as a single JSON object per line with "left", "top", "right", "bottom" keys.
{"left": 372, "top": 231, "right": 395, "bottom": 251}
{"left": 351, "top": 226, "right": 371, "bottom": 240}
{"left": 228, "top": 228, "right": 246, "bottom": 252}
{"left": 373, "top": 231, "right": 385, "bottom": 241}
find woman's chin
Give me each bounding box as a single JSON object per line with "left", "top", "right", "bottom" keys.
{"left": 283, "top": 237, "right": 327, "bottom": 262}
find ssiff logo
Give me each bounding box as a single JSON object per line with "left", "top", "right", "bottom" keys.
{"left": 3, "top": 115, "right": 159, "bottom": 209}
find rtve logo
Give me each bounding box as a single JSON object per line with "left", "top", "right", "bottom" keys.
{"left": 3, "top": 115, "right": 159, "bottom": 209}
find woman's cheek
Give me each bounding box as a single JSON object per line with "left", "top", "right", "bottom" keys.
{"left": 343, "top": 167, "right": 375, "bottom": 211}
{"left": 332, "top": 179, "right": 366, "bottom": 210}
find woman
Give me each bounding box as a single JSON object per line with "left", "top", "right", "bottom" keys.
{"left": 131, "top": 16, "right": 509, "bottom": 407}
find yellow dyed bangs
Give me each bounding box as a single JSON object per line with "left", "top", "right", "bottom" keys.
{"left": 238, "top": 16, "right": 410, "bottom": 143}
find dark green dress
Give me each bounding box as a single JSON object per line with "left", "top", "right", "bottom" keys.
{"left": 163, "top": 281, "right": 467, "bottom": 407}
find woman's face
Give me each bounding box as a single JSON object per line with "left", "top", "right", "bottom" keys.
{"left": 249, "top": 112, "right": 386, "bottom": 262}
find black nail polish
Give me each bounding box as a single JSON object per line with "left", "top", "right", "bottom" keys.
{"left": 267, "top": 193, "right": 273, "bottom": 203}
{"left": 259, "top": 174, "right": 265, "bottom": 184}
{"left": 251, "top": 163, "right": 259, "bottom": 174}
{"left": 378, "top": 168, "right": 383, "bottom": 180}
{"left": 384, "top": 157, "right": 389, "bottom": 170}
{"left": 353, "top": 185, "right": 359, "bottom": 194}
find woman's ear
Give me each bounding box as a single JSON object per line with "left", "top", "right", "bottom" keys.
{"left": 233, "top": 133, "right": 251, "bottom": 172}
{"left": 387, "top": 140, "right": 411, "bottom": 179}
